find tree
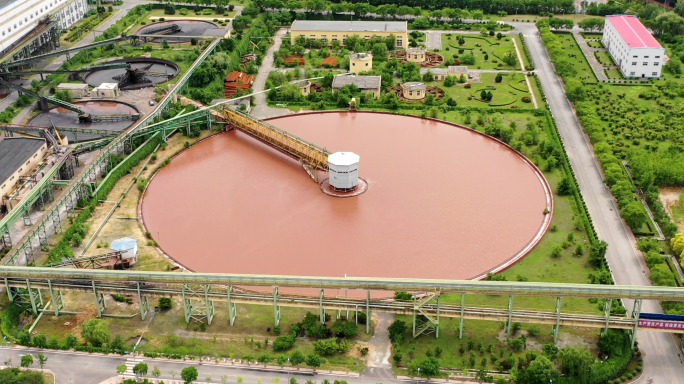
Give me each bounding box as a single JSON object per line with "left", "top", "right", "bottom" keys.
{"left": 480, "top": 89, "right": 487, "bottom": 100}
{"left": 237, "top": 376, "right": 244, "bottom": 384}
{"left": 54, "top": 89, "right": 72, "bottom": 103}
{"left": 671, "top": 233, "right": 684, "bottom": 256}
{"left": 495, "top": 73, "right": 503, "bottom": 83}
{"left": 81, "top": 318, "right": 110, "bottom": 347}
{"left": 502, "top": 51, "right": 517, "bottom": 66}
{"left": 276, "top": 354, "right": 288, "bottom": 367}
{"left": 422, "top": 70, "right": 434, "bottom": 82}
{"left": 578, "top": 18, "right": 605, "bottom": 31}
{"left": 21, "top": 355, "right": 33, "bottom": 368}
{"left": 65, "top": 334, "right": 78, "bottom": 349}
{"left": 152, "top": 365, "right": 161, "bottom": 378}
{"left": 133, "top": 362, "right": 148, "bottom": 378}
{"left": 159, "top": 297, "right": 172, "bottom": 310}
{"left": 418, "top": 356, "right": 440, "bottom": 379}
{"left": 461, "top": 54, "right": 476, "bottom": 65}
{"left": 388, "top": 320, "right": 408, "bottom": 343}
{"left": 182, "top": 366, "right": 199, "bottom": 384}
{"left": 621, "top": 201, "right": 647, "bottom": 230}
{"left": 305, "top": 353, "right": 321, "bottom": 370}
{"left": 443, "top": 75, "right": 455, "bottom": 87}
{"left": 257, "top": 354, "right": 273, "bottom": 366}
{"left": 371, "top": 43, "right": 388, "bottom": 61}
{"left": 664, "top": 57, "right": 682, "bottom": 75}
{"left": 458, "top": 73, "right": 466, "bottom": 83}
{"left": 37, "top": 353, "right": 47, "bottom": 369}
{"left": 517, "top": 355, "right": 559, "bottom": 384}
{"left": 290, "top": 350, "right": 305, "bottom": 369}
{"left": 117, "top": 364, "right": 127, "bottom": 374}
{"left": 558, "top": 345, "right": 594, "bottom": 384}
{"left": 565, "top": 78, "right": 587, "bottom": 102}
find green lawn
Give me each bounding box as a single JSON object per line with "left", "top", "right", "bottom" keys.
{"left": 553, "top": 32, "right": 597, "bottom": 83}
{"left": 594, "top": 51, "right": 615, "bottom": 66}
{"left": 425, "top": 72, "right": 532, "bottom": 108}
{"left": 441, "top": 34, "right": 521, "bottom": 70}
{"left": 605, "top": 68, "right": 624, "bottom": 79}
{"left": 580, "top": 32, "right": 604, "bottom": 40}
{"left": 510, "top": 33, "right": 531, "bottom": 69}
{"left": 586, "top": 40, "right": 604, "bottom": 49}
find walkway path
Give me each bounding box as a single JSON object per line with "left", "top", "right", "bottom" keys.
{"left": 572, "top": 29, "right": 607, "bottom": 81}
{"left": 513, "top": 21, "right": 684, "bottom": 384}
{"left": 250, "top": 28, "right": 294, "bottom": 119}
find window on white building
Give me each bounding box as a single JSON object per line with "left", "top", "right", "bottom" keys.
{"left": 652, "top": 72, "right": 658, "bottom": 76}
{"left": 644, "top": 56, "right": 649, "bottom": 58}
{"left": 655, "top": 56, "right": 660, "bottom": 58}
{"left": 630, "top": 72, "right": 635, "bottom": 75}
{"left": 632, "top": 62, "right": 637, "bottom": 65}
{"left": 633, "top": 55, "right": 638, "bottom": 58}
{"left": 643, "top": 62, "right": 648, "bottom": 66}
{"left": 654, "top": 62, "right": 659, "bottom": 66}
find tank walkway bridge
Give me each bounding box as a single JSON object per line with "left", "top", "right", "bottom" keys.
{"left": 43, "top": 251, "right": 127, "bottom": 269}
{"left": 2, "top": 267, "right": 684, "bottom": 346}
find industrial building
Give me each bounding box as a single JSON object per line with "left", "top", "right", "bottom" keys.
{"left": 332, "top": 75, "right": 381, "bottom": 98}
{"left": 290, "top": 20, "right": 407, "bottom": 48}
{"left": 0, "top": 0, "right": 88, "bottom": 61}
{"left": 0, "top": 137, "right": 48, "bottom": 211}
{"left": 56, "top": 83, "right": 89, "bottom": 98}
{"left": 92, "top": 83, "right": 120, "bottom": 98}
{"left": 602, "top": 15, "right": 664, "bottom": 78}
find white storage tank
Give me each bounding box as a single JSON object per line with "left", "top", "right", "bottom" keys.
{"left": 328, "top": 152, "right": 360, "bottom": 191}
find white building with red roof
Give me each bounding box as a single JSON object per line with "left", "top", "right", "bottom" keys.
{"left": 603, "top": 15, "right": 665, "bottom": 78}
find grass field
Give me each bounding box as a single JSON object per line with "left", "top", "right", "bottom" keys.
{"left": 605, "top": 68, "right": 624, "bottom": 79}
{"left": 594, "top": 51, "right": 615, "bottom": 66}
{"left": 586, "top": 40, "right": 604, "bottom": 49}
{"left": 553, "top": 32, "right": 597, "bottom": 83}
{"left": 510, "top": 33, "right": 531, "bottom": 69}
{"left": 423, "top": 72, "right": 532, "bottom": 108}
{"left": 441, "top": 34, "right": 520, "bottom": 70}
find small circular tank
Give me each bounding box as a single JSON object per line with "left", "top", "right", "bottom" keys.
{"left": 406, "top": 48, "right": 426, "bottom": 63}
{"left": 349, "top": 52, "right": 373, "bottom": 74}
{"left": 402, "top": 82, "right": 427, "bottom": 100}
{"left": 294, "top": 80, "right": 311, "bottom": 96}
{"left": 328, "top": 152, "right": 359, "bottom": 191}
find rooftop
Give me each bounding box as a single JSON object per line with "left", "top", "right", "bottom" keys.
{"left": 0, "top": 137, "right": 46, "bottom": 184}
{"left": 328, "top": 152, "right": 359, "bottom": 166}
{"left": 406, "top": 48, "right": 426, "bottom": 54}
{"left": 606, "top": 15, "right": 662, "bottom": 49}
{"left": 421, "top": 68, "right": 448, "bottom": 75}
{"left": 57, "top": 83, "right": 89, "bottom": 89}
{"left": 448, "top": 66, "right": 469, "bottom": 73}
{"left": 332, "top": 75, "right": 381, "bottom": 89}
{"left": 95, "top": 83, "right": 119, "bottom": 89}
{"left": 225, "top": 71, "right": 254, "bottom": 84}
{"left": 291, "top": 20, "right": 407, "bottom": 33}
{"left": 350, "top": 53, "right": 372, "bottom": 60}
{"left": 402, "top": 82, "right": 427, "bottom": 90}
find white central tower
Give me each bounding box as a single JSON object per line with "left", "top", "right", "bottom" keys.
{"left": 328, "top": 152, "right": 359, "bottom": 191}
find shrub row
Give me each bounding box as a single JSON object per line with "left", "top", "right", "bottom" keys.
{"left": 518, "top": 33, "right": 536, "bottom": 70}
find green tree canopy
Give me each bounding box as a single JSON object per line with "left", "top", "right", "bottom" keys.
{"left": 81, "top": 319, "right": 110, "bottom": 347}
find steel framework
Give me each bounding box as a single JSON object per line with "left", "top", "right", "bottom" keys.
{"left": 0, "top": 267, "right": 675, "bottom": 346}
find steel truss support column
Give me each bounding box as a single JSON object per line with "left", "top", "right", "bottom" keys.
{"left": 319, "top": 289, "right": 325, "bottom": 323}
{"left": 274, "top": 286, "right": 281, "bottom": 326}
{"left": 603, "top": 298, "right": 613, "bottom": 335}
{"left": 459, "top": 293, "right": 465, "bottom": 340}
{"left": 52, "top": 211, "right": 62, "bottom": 233}
{"left": 412, "top": 291, "right": 440, "bottom": 338}
{"left": 631, "top": 299, "right": 642, "bottom": 349}
{"left": 2, "top": 231, "right": 11, "bottom": 248}
{"left": 93, "top": 281, "right": 106, "bottom": 317}
{"left": 22, "top": 209, "right": 32, "bottom": 226}
{"left": 366, "top": 290, "right": 371, "bottom": 335}
{"left": 227, "top": 286, "right": 236, "bottom": 326}
{"left": 553, "top": 297, "right": 563, "bottom": 344}
{"left": 182, "top": 284, "right": 214, "bottom": 325}
{"left": 506, "top": 295, "right": 514, "bottom": 341}
{"left": 48, "top": 280, "right": 64, "bottom": 316}
{"left": 137, "top": 282, "right": 149, "bottom": 321}
{"left": 25, "top": 280, "right": 43, "bottom": 315}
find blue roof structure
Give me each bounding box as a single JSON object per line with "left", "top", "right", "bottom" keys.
{"left": 110, "top": 237, "right": 137, "bottom": 251}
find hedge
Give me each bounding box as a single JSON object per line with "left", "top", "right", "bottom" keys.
{"left": 518, "top": 33, "right": 536, "bottom": 70}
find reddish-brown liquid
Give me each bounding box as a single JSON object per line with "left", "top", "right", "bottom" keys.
{"left": 141, "top": 112, "right": 549, "bottom": 281}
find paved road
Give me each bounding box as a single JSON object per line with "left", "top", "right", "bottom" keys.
{"left": 250, "top": 28, "right": 294, "bottom": 119}
{"left": 513, "top": 21, "right": 684, "bottom": 384}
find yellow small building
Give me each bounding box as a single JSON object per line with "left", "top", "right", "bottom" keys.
{"left": 332, "top": 75, "right": 381, "bottom": 99}
{"left": 293, "top": 80, "right": 311, "bottom": 96}
{"left": 290, "top": 20, "right": 407, "bottom": 48}
{"left": 406, "top": 48, "right": 426, "bottom": 63}
{"left": 349, "top": 52, "right": 373, "bottom": 75}
{"left": 402, "top": 82, "right": 427, "bottom": 100}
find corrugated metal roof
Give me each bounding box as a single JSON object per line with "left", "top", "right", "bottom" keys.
{"left": 57, "top": 83, "right": 89, "bottom": 89}
{"left": 606, "top": 15, "right": 662, "bottom": 49}
{"left": 332, "top": 75, "right": 381, "bottom": 89}
{"left": 0, "top": 137, "right": 46, "bottom": 185}
{"left": 291, "top": 20, "right": 406, "bottom": 33}
{"left": 110, "top": 237, "right": 137, "bottom": 251}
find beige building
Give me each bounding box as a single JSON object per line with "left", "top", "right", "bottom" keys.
{"left": 402, "top": 82, "right": 427, "bottom": 100}
{"left": 406, "top": 48, "right": 426, "bottom": 63}
{"left": 92, "top": 83, "right": 120, "bottom": 98}
{"left": 290, "top": 20, "right": 407, "bottom": 48}
{"left": 56, "top": 83, "right": 89, "bottom": 98}
{"left": 332, "top": 75, "right": 382, "bottom": 99}
{"left": 293, "top": 80, "right": 311, "bottom": 96}
{"left": 0, "top": 138, "right": 48, "bottom": 210}
{"left": 349, "top": 52, "right": 373, "bottom": 75}
{"left": 420, "top": 66, "right": 469, "bottom": 81}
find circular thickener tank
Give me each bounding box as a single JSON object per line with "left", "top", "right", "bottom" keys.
{"left": 141, "top": 112, "right": 552, "bottom": 281}
{"left": 83, "top": 58, "right": 179, "bottom": 90}
{"left": 136, "top": 20, "right": 218, "bottom": 43}
{"left": 28, "top": 101, "right": 139, "bottom": 143}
